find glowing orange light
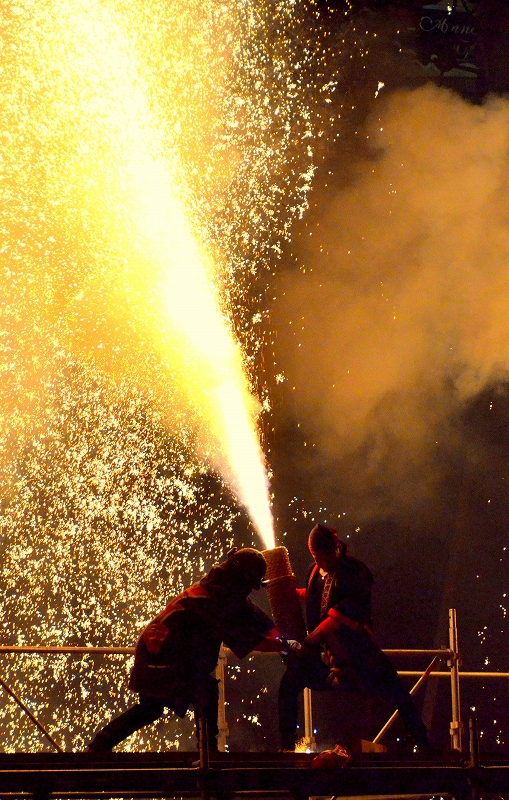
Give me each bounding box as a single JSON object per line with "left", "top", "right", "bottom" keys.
{"left": 129, "top": 151, "right": 275, "bottom": 548}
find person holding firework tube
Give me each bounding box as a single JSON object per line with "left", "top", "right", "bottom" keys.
{"left": 278, "top": 524, "right": 430, "bottom": 753}
{"left": 88, "top": 547, "right": 288, "bottom": 753}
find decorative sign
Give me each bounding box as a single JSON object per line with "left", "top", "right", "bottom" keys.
{"left": 412, "top": 1, "right": 480, "bottom": 86}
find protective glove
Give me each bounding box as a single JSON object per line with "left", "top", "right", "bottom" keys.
{"left": 280, "top": 639, "right": 306, "bottom": 664}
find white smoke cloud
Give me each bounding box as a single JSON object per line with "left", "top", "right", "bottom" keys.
{"left": 275, "top": 83, "right": 509, "bottom": 520}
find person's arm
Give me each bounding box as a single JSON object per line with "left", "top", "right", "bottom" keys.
{"left": 304, "top": 609, "right": 362, "bottom": 646}
{"left": 223, "top": 604, "right": 289, "bottom": 657}
{"left": 252, "top": 626, "right": 290, "bottom": 652}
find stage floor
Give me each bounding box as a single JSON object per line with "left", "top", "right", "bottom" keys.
{"left": 0, "top": 750, "right": 507, "bottom": 799}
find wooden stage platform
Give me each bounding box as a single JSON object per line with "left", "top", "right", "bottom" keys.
{"left": 0, "top": 751, "right": 508, "bottom": 800}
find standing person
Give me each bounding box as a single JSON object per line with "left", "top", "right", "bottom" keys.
{"left": 278, "top": 524, "right": 430, "bottom": 753}
{"left": 88, "top": 547, "right": 287, "bottom": 752}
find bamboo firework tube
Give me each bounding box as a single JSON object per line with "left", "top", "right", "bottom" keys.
{"left": 262, "top": 546, "right": 307, "bottom": 642}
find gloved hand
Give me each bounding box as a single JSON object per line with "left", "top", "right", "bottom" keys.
{"left": 279, "top": 639, "right": 301, "bottom": 655}
{"left": 280, "top": 639, "right": 306, "bottom": 664}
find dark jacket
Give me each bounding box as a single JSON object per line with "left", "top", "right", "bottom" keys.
{"left": 306, "top": 555, "right": 374, "bottom": 632}
{"left": 129, "top": 568, "right": 274, "bottom": 716}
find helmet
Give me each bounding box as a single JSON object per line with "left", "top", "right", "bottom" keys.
{"left": 223, "top": 547, "right": 268, "bottom": 590}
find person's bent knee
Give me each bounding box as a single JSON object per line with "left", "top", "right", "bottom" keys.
{"left": 138, "top": 696, "right": 166, "bottom": 722}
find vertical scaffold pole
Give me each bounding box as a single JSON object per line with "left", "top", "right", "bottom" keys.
{"left": 197, "top": 716, "right": 211, "bottom": 800}
{"left": 449, "top": 607, "right": 463, "bottom": 751}
{"left": 469, "top": 717, "right": 480, "bottom": 768}
{"left": 215, "top": 646, "right": 229, "bottom": 752}
{"left": 303, "top": 687, "right": 316, "bottom": 752}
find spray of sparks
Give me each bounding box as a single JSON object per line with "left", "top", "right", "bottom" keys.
{"left": 0, "top": 0, "right": 342, "bottom": 751}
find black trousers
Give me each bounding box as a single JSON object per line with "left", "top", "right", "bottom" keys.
{"left": 88, "top": 674, "right": 219, "bottom": 752}
{"left": 279, "top": 629, "right": 429, "bottom": 750}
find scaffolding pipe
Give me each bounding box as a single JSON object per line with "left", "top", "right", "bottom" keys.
{"left": 372, "top": 656, "right": 440, "bottom": 744}
{"left": 449, "top": 608, "right": 463, "bottom": 751}
{"left": 398, "top": 671, "right": 509, "bottom": 678}
{"left": 215, "top": 646, "right": 229, "bottom": 752}
{"left": 0, "top": 646, "right": 135, "bottom": 654}
{"left": 383, "top": 649, "right": 453, "bottom": 657}
{"left": 0, "top": 672, "right": 63, "bottom": 752}
{"left": 197, "top": 716, "right": 211, "bottom": 800}
{"left": 0, "top": 645, "right": 452, "bottom": 657}
{"left": 3, "top": 612, "right": 506, "bottom": 754}
{"left": 469, "top": 717, "right": 479, "bottom": 768}
{"left": 302, "top": 686, "right": 316, "bottom": 752}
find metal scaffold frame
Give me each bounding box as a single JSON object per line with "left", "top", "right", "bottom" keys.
{"left": 0, "top": 608, "right": 506, "bottom": 753}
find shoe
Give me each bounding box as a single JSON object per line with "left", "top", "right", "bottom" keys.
{"left": 414, "top": 744, "right": 465, "bottom": 763}
{"left": 87, "top": 736, "right": 113, "bottom": 753}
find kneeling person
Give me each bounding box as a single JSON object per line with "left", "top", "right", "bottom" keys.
{"left": 279, "top": 525, "right": 430, "bottom": 752}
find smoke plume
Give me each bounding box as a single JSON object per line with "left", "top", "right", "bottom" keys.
{"left": 275, "top": 83, "right": 509, "bottom": 524}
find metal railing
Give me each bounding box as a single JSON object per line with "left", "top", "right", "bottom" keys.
{"left": 0, "top": 608, "right": 507, "bottom": 754}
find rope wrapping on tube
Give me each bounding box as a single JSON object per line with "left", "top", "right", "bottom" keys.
{"left": 262, "top": 547, "right": 307, "bottom": 642}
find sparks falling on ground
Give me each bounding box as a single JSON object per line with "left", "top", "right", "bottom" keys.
{"left": 0, "top": 0, "right": 338, "bottom": 750}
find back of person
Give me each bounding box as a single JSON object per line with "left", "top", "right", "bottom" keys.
{"left": 88, "top": 547, "right": 287, "bottom": 753}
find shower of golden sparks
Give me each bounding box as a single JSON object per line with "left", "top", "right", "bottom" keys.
{"left": 0, "top": 0, "right": 342, "bottom": 751}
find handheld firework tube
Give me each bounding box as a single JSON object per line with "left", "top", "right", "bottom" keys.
{"left": 261, "top": 546, "right": 307, "bottom": 642}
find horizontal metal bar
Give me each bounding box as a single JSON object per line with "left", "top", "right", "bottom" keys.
{"left": 383, "top": 649, "right": 453, "bottom": 657}
{"left": 0, "top": 647, "right": 135, "bottom": 654}
{"left": 0, "top": 646, "right": 452, "bottom": 657}
{"left": 4, "top": 648, "right": 505, "bottom": 679}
